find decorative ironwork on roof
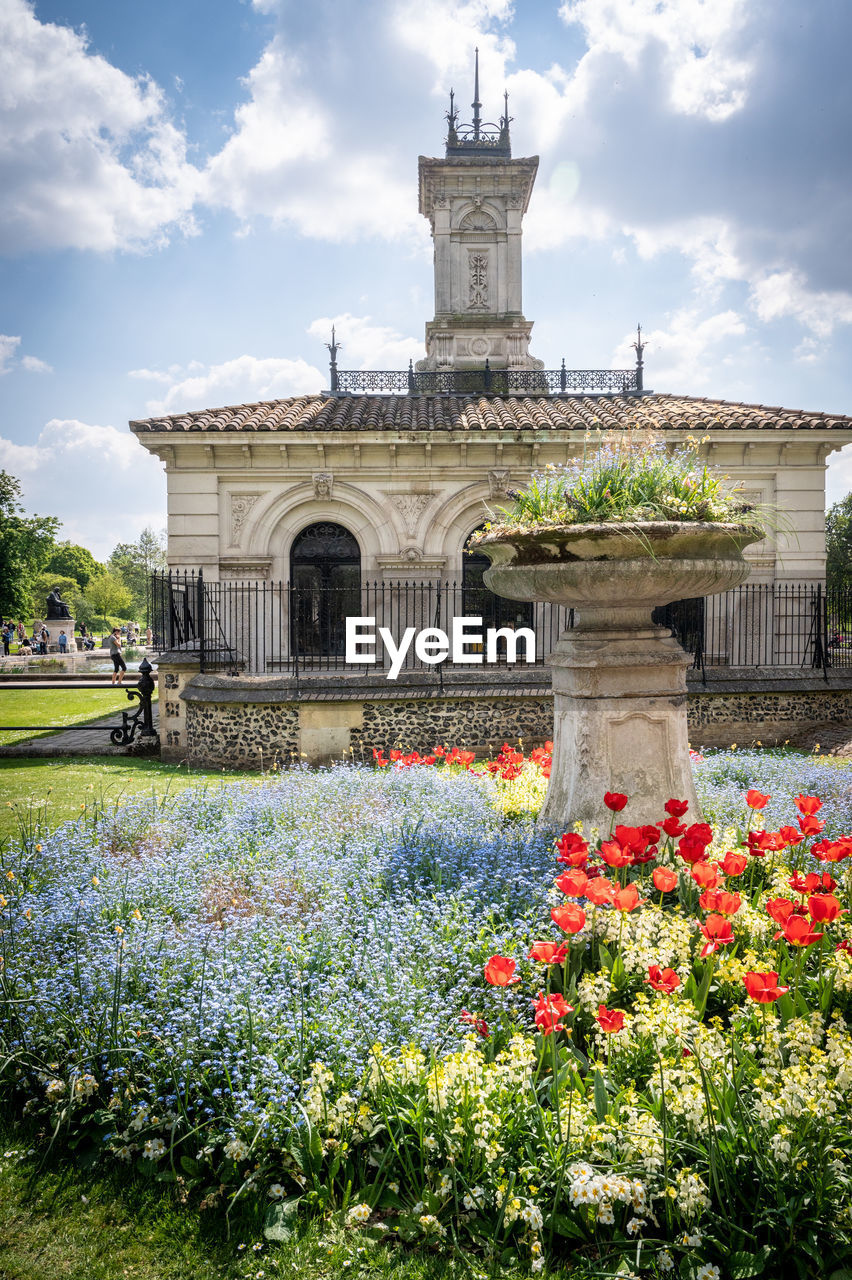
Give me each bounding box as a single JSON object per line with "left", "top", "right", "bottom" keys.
{"left": 445, "top": 48, "right": 511, "bottom": 156}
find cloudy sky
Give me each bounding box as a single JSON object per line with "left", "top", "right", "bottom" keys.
{"left": 1, "top": 0, "right": 851, "bottom": 559}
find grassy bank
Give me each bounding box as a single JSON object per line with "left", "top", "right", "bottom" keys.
{"left": 0, "top": 756, "right": 253, "bottom": 846}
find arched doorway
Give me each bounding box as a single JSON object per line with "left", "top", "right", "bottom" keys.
{"left": 462, "top": 529, "right": 533, "bottom": 650}
{"left": 290, "top": 522, "right": 361, "bottom": 658}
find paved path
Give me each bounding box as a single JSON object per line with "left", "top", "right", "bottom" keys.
{"left": 0, "top": 706, "right": 160, "bottom": 757}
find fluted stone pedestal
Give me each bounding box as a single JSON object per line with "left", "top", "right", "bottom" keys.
{"left": 543, "top": 608, "right": 699, "bottom": 830}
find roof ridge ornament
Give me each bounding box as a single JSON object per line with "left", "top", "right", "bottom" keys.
{"left": 445, "top": 49, "right": 511, "bottom": 156}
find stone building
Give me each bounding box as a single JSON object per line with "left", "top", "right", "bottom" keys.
{"left": 130, "top": 65, "right": 852, "bottom": 766}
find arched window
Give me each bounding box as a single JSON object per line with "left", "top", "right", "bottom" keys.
{"left": 462, "top": 528, "right": 533, "bottom": 641}
{"left": 290, "top": 522, "right": 361, "bottom": 658}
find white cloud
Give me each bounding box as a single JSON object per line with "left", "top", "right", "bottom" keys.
{"left": 0, "top": 0, "right": 200, "bottom": 252}
{"left": 0, "top": 334, "right": 21, "bottom": 374}
{"left": 20, "top": 354, "right": 52, "bottom": 373}
{"left": 133, "top": 355, "right": 325, "bottom": 416}
{"left": 749, "top": 272, "right": 852, "bottom": 340}
{"left": 306, "top": 314, "right": 422, "bottom": 370}
{"left": 612, "top": 307, "right": 748, "bottom": 392}
{"left": 0, "top": 418, "right": 141, "bottom": 472}
{"left": 560, "top": 0, "right": 753, "bottom": 122}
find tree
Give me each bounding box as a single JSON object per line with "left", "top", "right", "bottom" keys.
{"left": 826, "top": 493, "right": 852, "bottom": 592}
{"left": 86, "top": 572, "right": 133, "bottom": 630}
{"left": 0, "top": 471, "right": 61, "bottom": 619}
{"left": 108, "top": 527, "right": 167, "bottom": 622}
{"left": 44, "top": 541, "right": 105, "bottom": 591}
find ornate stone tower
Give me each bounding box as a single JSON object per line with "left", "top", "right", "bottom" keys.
{"left": 417, "top": 52, "right": 542, "bottom": 373}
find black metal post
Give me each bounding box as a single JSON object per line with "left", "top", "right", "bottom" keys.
{"left": 197, "top": 569, "right": 205, "bottom": 672}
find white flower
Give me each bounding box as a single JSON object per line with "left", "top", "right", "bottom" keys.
{"left": 696, "top": 1267, "right": 721, "bottom": 1280}
{"left": 73, "top": 1074, "right": 98, "bottom": 1099}
{"left": 224, "top": 1136, "right": 250, "bottom": 1162}
{"left": 142, "top": 1137, "right": 166, "bottom": 1160}
{"left": 596, "top": 1201, "right": 615, "bottom": 1225}
{"left": 268, "top": 1184, "right": 285, "bottom": 1200}
{"left": 658, "top": 1252, "right": 674, "bottom": 1273}
{"left": 626, "top": 1217, "right": 644, "bottom": 1236}
{"left": 45, "top": 1079, "right": 66, "bottom": 1099}
{"left": 531, "top": 1258, "right": 545, "bottom": 1273}
{"left": 347, "top": 1203, "right": 371, "bottom": 1224}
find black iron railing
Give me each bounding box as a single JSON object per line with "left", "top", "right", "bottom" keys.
{"left": 150, "top": 573, "right": 852, "bottom": 683}
{"left": 329, "top": 362, "right": 641, "bottom": 397}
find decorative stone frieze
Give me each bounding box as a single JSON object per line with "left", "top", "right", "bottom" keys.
{"left": 230, "top": 493, "right": 261, "bottom": 544}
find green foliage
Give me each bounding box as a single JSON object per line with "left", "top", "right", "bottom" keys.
{"left": 43, "top": 541, "right": 105, "bottom": 591}
{"left": 488, "top": 437, "right": 770, "bottom": 533}
{"left": 0, "top": 471, "right": 61, "bottom": 619}
{"left": 826, "top": 493, "right": 852, "bottom": 592}
{"left": 85, "top": 571, "right": 133, "bottom": 628}
{"left": 108, "top": 527, "right": 166, "bottom": 621}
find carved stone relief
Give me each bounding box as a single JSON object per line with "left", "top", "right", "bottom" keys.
{"left": 460, "top": 210, "right": 497, "bottom": 231}
{"left": 313, "top": 471, "right": 333, "bottom": 499}
{"left": 230, "top": 493, "right": 261, "bottom": 545}
{"left": 386, "top": 493, "right": 435, "bottom": 537}
{"left": 467, "top": 250, "right": 488, "bottom": 310}
{"left": 488, "top": 468, "right": 511, "bottom": 498}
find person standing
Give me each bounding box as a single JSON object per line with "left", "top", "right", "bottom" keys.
{"left": 2, "top": 623, "right": 10, "bottom": 656}
{"left": 58, "top": 629, "right": 68, "bottom": 653}
{"left": 108, "top": 627, "right": 126, "bottom": 685}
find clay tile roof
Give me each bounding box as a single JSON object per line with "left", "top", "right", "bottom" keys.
{"left": 129, "top": 392, "right": 852, "bottom": 435}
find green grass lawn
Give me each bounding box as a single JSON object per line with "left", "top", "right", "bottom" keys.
{"left": 0, "top": 756, "right": 254, "bottom": 846}
{"left": 0, "top": 688, "right": 159, "bottom": 748}
{"left": 0, "top": 1123, "right": 498, "bottom": 1280}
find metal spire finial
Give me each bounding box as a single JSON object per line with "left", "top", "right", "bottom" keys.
{"left": 472, "top": 46, "right": 481, "bottom": 140}
{"left": 632, "top": 323, "right": 645, "bottom": 393}
{"left": 326, "top": 326, "right": 340, "bottom": 393}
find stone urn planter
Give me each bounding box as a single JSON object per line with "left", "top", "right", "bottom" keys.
{"left": 477, "top": 521, "right": 762, "bottom": 830}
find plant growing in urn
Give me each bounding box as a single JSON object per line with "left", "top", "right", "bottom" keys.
{"left": 473, "top": 438, "right": 771, "bottom": 829}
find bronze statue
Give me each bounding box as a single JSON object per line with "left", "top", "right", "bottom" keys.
{"left": 46, "top": 587, "right": 72, "bottom": 620}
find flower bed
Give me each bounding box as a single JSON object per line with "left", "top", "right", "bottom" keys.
{"left": 1, "top": 750, "right": 852, "bottom": 1277}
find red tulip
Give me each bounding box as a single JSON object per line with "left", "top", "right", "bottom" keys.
{"left": 799, "top": 814, "right": 826, "bottom": 837}
{"left": 679, "top": 835, "right": 709, "bottom": 865}
{"left": 596, "top": 1004, "right": 625, "bottom": 1033}
{"left": 551, "top": 903, "right": 586, "bottom": 934}
{"left": 699, "top": 914, "right": 735, "bottom": 958}
{"left": 647, "top": 965, "right": 681, "bottom": 993}
{"left": 662, "top": 816, "right": 687, "bottom": 838}
{"left": 556, "top": 832, "right": 589, "bottom": 865}
{"left": 720, "top": 851, "right": 747, "bottom": 877}
{"left": 807, "top": 894, "right": 847, "bottom": 924}
{"left": 584, "top": 878, "right": 614, "bottom": 906}
{"left": 529, "top": 941, "right": 569, "bottom": 965}
{"left": 600, "top": 840, "right": 633, "bottom": 869}
{"left": 664, "top": 799, "right": 690, "bottom": 818}
{"left": 789, "top": 870, "right": 836, "bottom": 896}
{"left": 812, "top": 837, "right": 852, "bottom": 863}
{"left": 533, "top": 991, "right": 573, "bottom": 1035}
{"left": 612, "top": 884, "right": 643, "bottom": 913}
{"left": 484, "top": 955, "right": 520, "bottom": 985}
{"left": 653, "top": 867, "right": 679, "bottom": 893}
{"left": 774, "top": 915, "right": 823, "bottom": 948}
{"left": 699, "top": 889, "right": 741, "bottom": 916}
{"left": 743, "top": 971, "right": 789, "bottom": 1003}
{"left": 459, "top": 1009, "right": 490, "bottom": 1037}
{"left": 794, "top": 794, "right": 822, "bottom": 817}
{"left": 554, "top": 869, "right": 589, "bottom": 897}
{"left": 691, "top": 861, "right": 720, "bottom": 890}
{"left": 604, "top": 792, "right": 629, "bottom": 812}
{"left": 766, "top": 897, "right": 796, "bottom": 926}
{"left": 778, "top": 825, "right": 804, "bottom": 849}
{"left": 745, "top": 789, "right": 770, "bottom": 810}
